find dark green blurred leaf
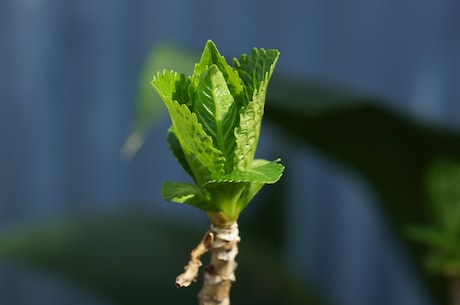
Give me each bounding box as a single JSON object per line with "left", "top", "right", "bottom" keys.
{"left": 0, "top": 212, "right": 328, "bottom": 305}
{"left": 406, "top": 226, "right": 460, "bottom": 253}
{"left": 265, "top": 76, "right": 460, "bottom": 304}
{"left": 266, "top": 76, "right": 460, "bottom": 233}
{"left": 407, "top": 160, "right": 460, "bottom": 277}
{"left": 121, "top": 45, "right": 198, "bottom": 159}
{"left": 407, "top": 225, "right": 460, "bottom": 277}
{"left": 426, "top": 160, "right": 460, "bottom": 233}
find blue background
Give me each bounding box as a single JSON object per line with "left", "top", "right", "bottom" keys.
{"left": 1, "top": 1, "right": 460, "bottom": 304}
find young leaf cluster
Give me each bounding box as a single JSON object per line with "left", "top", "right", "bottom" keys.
{"left": 151, "top": 40, "right": 283, "bottom": 225}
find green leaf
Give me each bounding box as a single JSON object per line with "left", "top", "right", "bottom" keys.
{"left": 233, "top": 49, "right": 280, "bottom": 169}
{"left": 166, "top": 128, "right": 195, "bottom": 180}
{"left": 234, "top": 96, "right": 265, "bottom": 169}
{"left": 206, "top": 159, "right": 284, "bottom": 185}
{"left": 168, "top": 102, "right": 226, "bottom": 184}
{"left": 151, "top": 69, "right": 190, "bottom": 106}
{"left": 161, "top": 182, "right": 217, "bottom": 211}
{"left": 238, "top": 182, "right": 265, "bottom": 211}
{"left": 161, "top": 182, "right": 202, "bottom": 204}
{"left": 234, "top": 48, "right": 280, "bottom": 106}
{"left": 203, "top": 160, "right": 284, "bottom": 220}
{"left": 191, "top": 40, "right": 246, "bottom": 109}
{"left": 152, "top": 71, "right": 226, "bottom": 184}
{"left": 192, "top": 65, "right": 238, "bottom": 172}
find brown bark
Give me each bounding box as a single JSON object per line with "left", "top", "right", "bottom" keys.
{"left": 175, "top": 222, "right": 240, "bottom": 305}
{"left": 176, "top": 230, "right": 214, "bottom": 288}
{"left": 198, "top": 223, "right": 240, "bottom": 305}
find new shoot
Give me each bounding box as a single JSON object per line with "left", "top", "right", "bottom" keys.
{"left": 151, "top": 40, "right": 283, "bottom": 305}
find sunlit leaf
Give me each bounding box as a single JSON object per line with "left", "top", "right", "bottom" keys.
{"left": 166, "top": 128, "right": 194, "bottom": 180}
{"left": 152, "top": 71, "right": 226, "bottom": 184}
{"left": 234, "top": 48, "right": 279, "bottom": 106}
{"left": 192, "top": 65, "right": 238, "bottom": 172}
{"left": 234, "top": 49, "right": 279, "bottom": 169}
{"left": 191, "top": 40, "right": 246, "bottom": 109}
{"left": 162, "top": 182, "right": 216, "bottom": 211}
{"left": 205, "top": 159, "right": 284, "bottom": 185}
{"left": 152, "top": 41, "right": 283, "bottom": 218}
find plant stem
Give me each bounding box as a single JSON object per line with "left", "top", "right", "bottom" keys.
{"left": 451, "top": 277, "right": 460, "bottom": 305}
{"left": 198, "top": 222, "right": 240, "bottom": 305}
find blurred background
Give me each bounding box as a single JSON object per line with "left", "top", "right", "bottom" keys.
{"left": 1, "top": 1, "right": 460, "bottom": 304}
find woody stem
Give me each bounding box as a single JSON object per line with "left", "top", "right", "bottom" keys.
{"left": 198, "top": 222, "right": 240, "bottom": 305}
